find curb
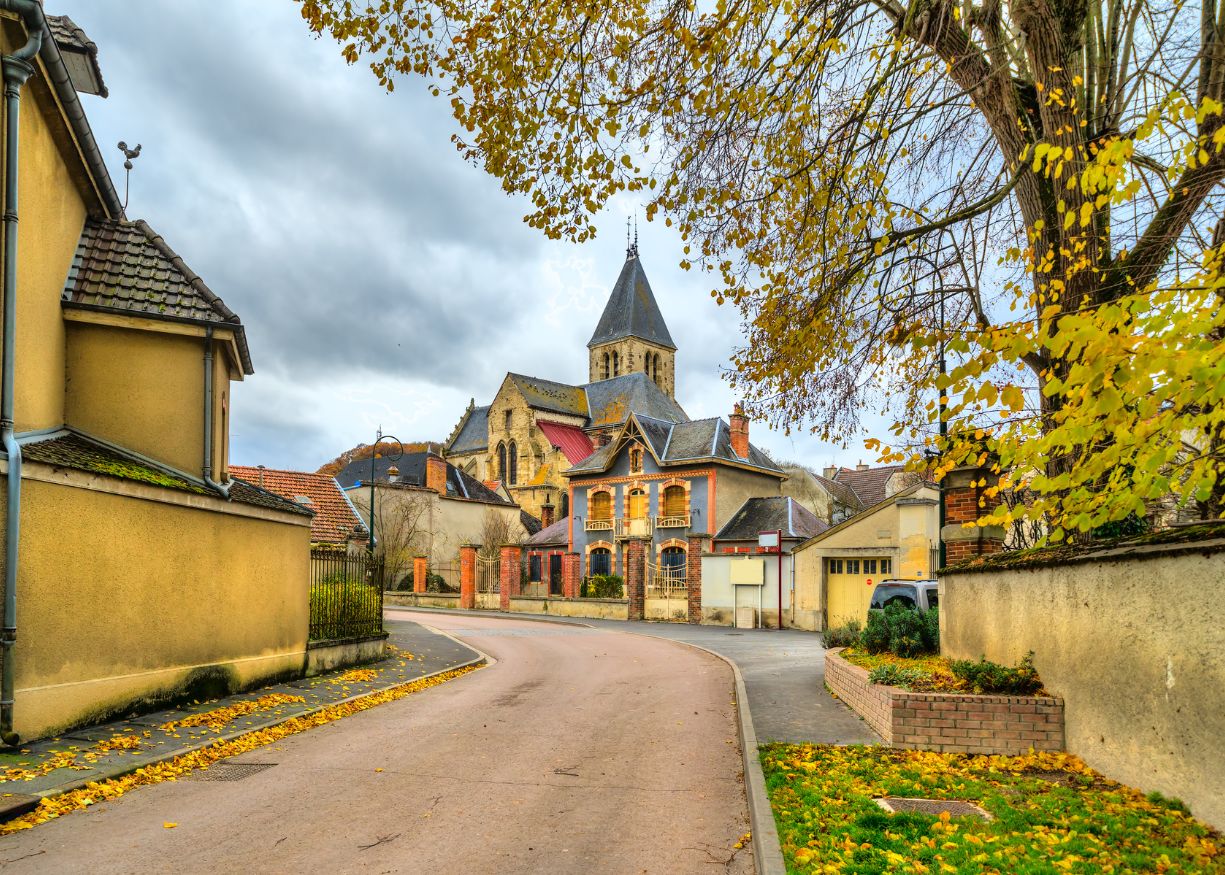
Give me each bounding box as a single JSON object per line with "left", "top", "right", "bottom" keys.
{"left": 393, "top": 605, "right": 787, "bottom": 873}
{"left": 385, "top": 604, "right": 596, "bottom": 629}
{"left": 21, "top": 647, "right": 487, "bottom": 802}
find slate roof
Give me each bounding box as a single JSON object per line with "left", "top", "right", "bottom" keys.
{"left": 229, "top": 466, "right": 367, "bottom": 544}
{"left": 588, "top": 254, "right": 676, "bottom": 350}
{"left": 715, "top": 497, "right": 828, "bottom": 542}
{"left": 47, "top": 14, "right": 107, "bottom": 97}
{"left": 508, "top": 373, "right": 589, "bottom": 418}
{"left": 526, "top": 517, "right": 569, "bottom": 546}
{"left": 20, "top": 430, "right": 310, "bottom": 517}
{"left": 334, "top": 452, "right": 514, "bottom": 505}
{"left": 567, "top": 414, "right": 784, "bottom": 476}
{"left": 583, "top": 372, "right": 688, "bottom": 427}
{"left": 447, "top": 405, "right": 490, "bottom": 454}
{"left": 62, "top": 218, "right": 254, "bottom": 374}
{"left": 537, "top": 420, "right": 595, "bottom": 465}
{"left": 520, "top": 510, "right": 543, "bottom": 536}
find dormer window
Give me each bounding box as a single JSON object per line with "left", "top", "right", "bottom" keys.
{"left": 629, "top": 446, "right": 644, "bottom": 473}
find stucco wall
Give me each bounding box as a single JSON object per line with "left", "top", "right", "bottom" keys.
{"left": 713, "top": 466, "right": 782, "bottom": 533}
{"left": 9, "top": 475, "right": 310, "bottom": 740}
{"left": 941, "top": 542, "right": 1225, "bottom": 829}
{"left": 701, "top": 553, "right": 796, "bottom": 628}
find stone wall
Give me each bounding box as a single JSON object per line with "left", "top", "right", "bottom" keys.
{"left": 941, "top": 533, "right": 1225, "bottom": 828}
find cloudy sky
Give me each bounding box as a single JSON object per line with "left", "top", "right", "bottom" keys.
{"left": 69, "top": 1, "right": 879, "bottom": 473}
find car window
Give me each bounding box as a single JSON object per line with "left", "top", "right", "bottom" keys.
{"left": 871, "top": 584, "right": 918, "bottom": 609}
{"left": 925, "top": 588, "right": 939, "bottom": 610}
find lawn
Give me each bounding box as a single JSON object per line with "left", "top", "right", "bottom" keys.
{"left": 761, "top": 743, "right": 1222, "bottom": 874}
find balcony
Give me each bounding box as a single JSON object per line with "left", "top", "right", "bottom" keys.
{"left": 585, "top": 518, "right": 613, "bottom": 532}
{"left": 615, "top": 517, "right": 655, "bottom": 539}
{"left": 655, "top": 515, "right": 690, "bottom": 529}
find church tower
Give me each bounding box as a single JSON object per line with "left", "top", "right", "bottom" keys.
{"left": 587, "top": 239, "right": 677, "bottom": 399}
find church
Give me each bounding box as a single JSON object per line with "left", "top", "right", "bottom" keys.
{"left": 443, "top": 240, "right": 689, "bottom": 522}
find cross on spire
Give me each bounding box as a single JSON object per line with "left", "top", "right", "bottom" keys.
{"left": 626, "top": 214, "right": 640, "bottom": 259}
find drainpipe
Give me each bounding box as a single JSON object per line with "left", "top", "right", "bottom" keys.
{"left": 0, "top": 8, "right": 45, "bottom": 746}
{"left": 201, "top": 327, "right": 229, "bottom": 497}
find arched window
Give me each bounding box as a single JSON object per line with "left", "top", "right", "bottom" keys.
{"left": 661, "top": 545, "right": 687, "bottom": 573}
{"left": 627, "top": 487, "right": 647, "bottom": 520}
{"left": 663, "top": 484, "right": 686, "bottom": 519}
{"left": 497, "top": 442, "right": 507, "bottom": 481}
{"left": 629, "top": 446, "right": 644, "bottom": 473}
{"left": 612, "top": 350, "right": 620, "bottom": 376}
{"left": 653, "top": 353, "right": 662, "bottom": 384}
{"left": 504, "top": 409, "right": 512, "bottom": 431}
{"left": 560, "top": 492, "right": 569, "bottom": 519}
{"left": 590, "top": 491, "right": 612, "bottom": 521}
{"left": 589, "top": 547, "right": 612, "bottom": 576}
{"left": 508, "top": 440, "right": 518, "bottom": 485}
{"left": 601, "top": 352, "right": 609, "bottom": 380}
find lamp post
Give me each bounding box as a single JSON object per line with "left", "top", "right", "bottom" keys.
{"left": 367, "top": 426, "right": 403, "bottom": 558}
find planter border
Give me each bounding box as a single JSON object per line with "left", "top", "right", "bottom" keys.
{"left": 826, "top": 649, "right": 1064, "bottom": 755}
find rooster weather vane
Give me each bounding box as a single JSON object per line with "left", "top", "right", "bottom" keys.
{"left": 117, "top": 141, "right": 141, "bottom": 211}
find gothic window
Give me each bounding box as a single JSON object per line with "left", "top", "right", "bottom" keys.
{"left": 560, "top": 492, "right": 569, "bottom": 518}
{"left": 589, "top": 547, "right": 612, "bottom": 576}
{"left": 601, "top": 352, "right": 609, "bottom": 380}
{"left": 653, "top": 353, "right": 662, "bottom": 384}
{"left": 612, "top": 350, "right": 620, "bottom": 376}
{"left": 590, "top": 490, "right": 612, "bottom": 521}
{"left": 504, "top": 409, "right": 512, "bottom": 431}
{"left": 497, "top": 442, "right": 507, "bottom": 481}
{"left": 508, "top": 440, "right": 518, "bottom": 485}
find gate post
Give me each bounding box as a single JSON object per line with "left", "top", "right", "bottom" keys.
{"left": 686, "top": 534, "right": 708, "bottom": 625}
{"left": 562, "top": 552, "right": 581, "bottom": 599}
{"left": 459, "top": 544, "right": 477, "bottom": 609}
{"left": 625, "top": 536, "right": 647, "bottom": 621}
{"left": 413, "top": 555, "right": 428, "bottom": 594}
{"left": 499, "top": 543, "right": 521, "bottom": 611}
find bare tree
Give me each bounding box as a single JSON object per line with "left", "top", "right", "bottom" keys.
{"left": 366, "top": 488, "right": 431, "bottom": 590}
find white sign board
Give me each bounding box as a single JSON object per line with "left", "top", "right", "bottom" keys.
{"left": 758, "top": 531, "right": 780, "bottom": 549}
{"left": 730, "top": 557, "right": 765, "bottom": 586}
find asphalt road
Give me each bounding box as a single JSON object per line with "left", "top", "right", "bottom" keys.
{"left": 0, "top": 613, "right": 753, "bottom": 874}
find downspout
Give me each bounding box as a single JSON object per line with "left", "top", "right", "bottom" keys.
{"left": 0, "top": 10, "right": 45, "bottom": 746}
{"left": 201, "top": 327, "right": 229, "bottom": 497}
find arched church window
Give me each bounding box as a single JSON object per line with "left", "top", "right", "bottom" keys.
{"left": 653, "top": 354, "right": 662, "bottom": 384}
{"left": 602, "top": 352, "right": 609, "bottom": 380}
{"left": 504, "top": 409, "right": 512, "bottom": 432}
{"left": 560, "top": 492, "right": 569, "bottom": 519}
{"left": 508, "top": 440, "right": 518, "bottom": 485}
{"left": 612, "top": 351, "right": 620, "bottom": 377}
{"left": 497, "top": 442, "right": 507, "bottom": 481}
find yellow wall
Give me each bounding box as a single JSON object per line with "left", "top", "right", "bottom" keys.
{"left": 10, "top": 474, "right": 310, "bottom": 740}
{"left": 65, "top": 321, "right": 230, "bottom": 476}
{"left": 942, "top": 545, "right": 1225, "bottom": 830}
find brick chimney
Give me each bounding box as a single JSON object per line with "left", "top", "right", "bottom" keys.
{"left": 540, "top": 501, "right": 555, "bottom": 529}
{"left": 425, "top": 453, "right": 448, "bottom": 496}
{"left": 729, "top": 404, "right": 750, "bottom": 459}
{"left": 856, "top": 460, "right": 869, "bottom": 471}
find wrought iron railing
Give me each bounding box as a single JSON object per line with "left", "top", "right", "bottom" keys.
{"left": 309, "top": 548, "right": 385, "bottom": 642}
{"left": 585, "top": 518, "right": 613, "bottom": 531}
{"left": 655, "top": 514, "right": 690, "bottom": 528}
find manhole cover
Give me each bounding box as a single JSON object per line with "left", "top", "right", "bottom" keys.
{"left": 186, "top": 762, "right": 277, "bottom": 782}
{"left": 875, "top": 797, "right": 992, "bottom": 820}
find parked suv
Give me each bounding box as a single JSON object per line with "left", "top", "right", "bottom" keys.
{"left": 869, "top": 579, "right": 938, "bottom": 611}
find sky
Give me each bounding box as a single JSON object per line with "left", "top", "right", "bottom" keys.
{"left": 68, "top": 1, "right": 881, "bottom": 474}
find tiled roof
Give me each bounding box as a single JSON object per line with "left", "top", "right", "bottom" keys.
{"left": 588, "top": 254, "right": 676, "bottom": 350}
{"left": 567, "top": 413, "right": 783, "bottom": 476}
{"left": 46, "top": 14, "right": 107, "bottom": 97}
{"left": 537, "top": 420, "right": 594, "bottom": 465}
{"left": 813, "top": 473, "right": 863, "bottom": 511}
{"left": 832, "top": 465, "right": 930, "bottom": 509}
{"left": 447, "top": 404, "right": 490, "bottom": 454}
{"left": 526, "top": 517, "right": 569, "bottom": 546}
{"left": 715, "top": 497, "right": 828, "bottom": 542}
{"left": 62, "top": 218, "right": 253, "bottom": 374}
{"left": 229, "top": 466, "right": 366, "bottom": 544}
{"left": 20, "top": 431, "right": 310, "bottom": 517}
{"left": 334, "top": 452, "right": 513, "bottom": 505}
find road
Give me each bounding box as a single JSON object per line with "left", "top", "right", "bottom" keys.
{"left": 0, "top": 613, "right": 753, "bottom": 874}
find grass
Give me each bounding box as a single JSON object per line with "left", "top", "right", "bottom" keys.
{"left": 761, "top": 743, "right": 1221, "bottom": 874}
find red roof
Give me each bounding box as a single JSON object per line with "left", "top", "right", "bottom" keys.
{"left": 229, "top": 465, "right": 367, "bottom": 545}
{"left": 537, "top": 420, "right": 595, "bottom": 465}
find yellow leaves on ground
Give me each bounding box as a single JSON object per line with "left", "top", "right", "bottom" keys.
{"left": 0, "top": 665, "right": 480, "bottom": 835}
{"left": 160, "top": 694, "right": 307, "bottom": 732}
{"left": 3, "top": 733, "right": 148, "bottom": 782}
{"left": 329, "top": 669, "right": 379, "bottom": 685}
{"left": 163, "top": 822, "right": 177, "bottom": 829}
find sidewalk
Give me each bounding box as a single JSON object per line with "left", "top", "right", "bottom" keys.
{"left": 0, "top": 617, "right": 480, "bottom": 818}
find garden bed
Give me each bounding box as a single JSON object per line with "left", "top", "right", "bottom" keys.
{"left": 761, "top": 743, "right": 1222, "bottom": 874}
{"left": 826, "top": 649, "right": 1064, "bottom": 755}
{"left": 840, "top": 648, "right": 1052, "bottom": 696}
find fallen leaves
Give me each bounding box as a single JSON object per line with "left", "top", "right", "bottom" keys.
{"left": 160, "top": 694, "right": 307, "bottom": 732}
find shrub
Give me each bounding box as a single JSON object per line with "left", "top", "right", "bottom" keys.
{"left": 581, "top": 574, "right": 624, "bottom": 598}
{"left": 868, "top": 664, "right": 929, "bottom": 690}
{"left": 309, "top": 578, "right": 382, "bottom": 641}
{"left": 949, "top": 652, "right": 1043, "bottom": 695}
{"left": 823, "top": 619, "right": 862, "bottom": 649}
{"left": 862, "top": 604, "right": 940, "bottom": 657}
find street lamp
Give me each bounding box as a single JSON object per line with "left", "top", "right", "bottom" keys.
{"left": 367, "top": 426, "right": 403, "bottom": 557}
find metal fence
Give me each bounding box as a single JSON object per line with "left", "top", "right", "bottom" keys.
{"left": 309, "top": 549, "right": 385, "bottom": 642}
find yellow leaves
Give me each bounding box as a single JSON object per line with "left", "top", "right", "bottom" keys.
{"left": 163, "top": 822, "right": 178, "bottom": 829}
{"left": 160, "top": 694, "right": 307, "bottom": 732}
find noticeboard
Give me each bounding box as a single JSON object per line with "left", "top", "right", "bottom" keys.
{"left": 730, "top": 557, "right": 765, "bottom": 586}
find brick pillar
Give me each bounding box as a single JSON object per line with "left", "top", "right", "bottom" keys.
{"left": 562, "top": 552, "right": 581, "bottom": 599}
{"left": 625, "top": 537, "right": 647, "bottom": 621}
{"left": 459, "top": 544, "right": 476, "bottom": 609}
{"left": 499, "top": 544, "right": 521, "bottom": 611}
{"left": 686, "top": 534, "right": 708, "bottom": 624}
{"left": 941, "top": 464, "right": 1005, "bottom": 565}
{"left": 413, "top": 555, "right": 428, "bottom": 594}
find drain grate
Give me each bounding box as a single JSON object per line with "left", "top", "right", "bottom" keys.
{"left": 186, "top": 762, "right": 277, "bottom": 782}
{"left": 875, "top": 797, "right": 992, "bottom": 820}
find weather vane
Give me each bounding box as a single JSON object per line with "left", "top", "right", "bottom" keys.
{"left": 117, "top": 141, "right": 141, "bottom": 211}
{"left": 626, "top": 213, "right": 640, "bottom": 258}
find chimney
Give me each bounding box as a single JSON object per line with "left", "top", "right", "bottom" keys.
{"left": 540, "top": 501, "right": 555, "bottom": 529}
{"left": 387, "top": 464, "right": 399, "bottom": 481}
{"left": 823, "top": 465, "right": 837, "bottom": 480}
{"left": 256, "top": 464, "right": 266, "bottom": 488}
{"left": 425, "top": 454, "right": 448, "bottom": 496}
{"left": 856, "top": 460, "right": 869, "bottom": 471}
{"left": 729, "top": 403, "right": 749, "bottom": 459}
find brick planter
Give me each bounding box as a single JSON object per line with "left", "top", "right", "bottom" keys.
{"left": 826, "top": 649, "right": 1064, "bottom": 755}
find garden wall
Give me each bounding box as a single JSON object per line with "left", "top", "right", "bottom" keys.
{"left": 385, "top": 592, "right": 461, "bottom": 610}
{"left": 826, "top": 650, "right": 1064, "bottom": 754}
{"left": 940, "top": 533, "right": 1225, "bottom": 829}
